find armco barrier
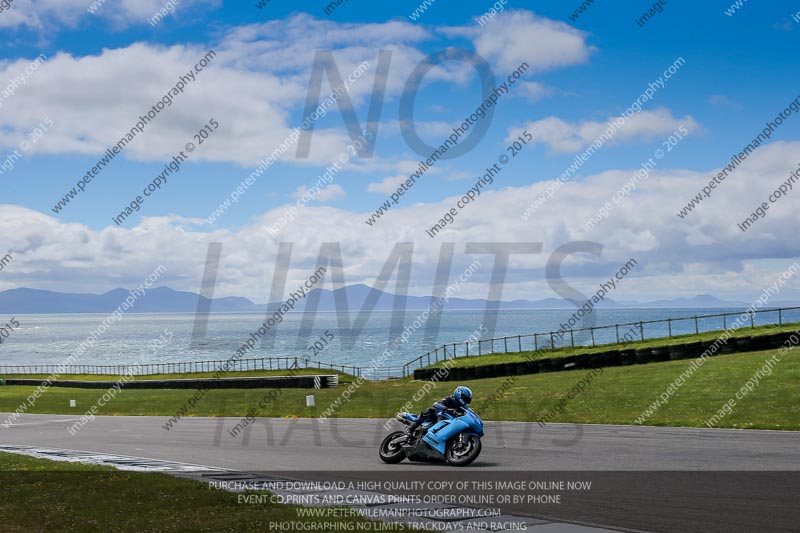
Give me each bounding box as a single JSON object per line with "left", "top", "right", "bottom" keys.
{"left": 412, "top": 330, "right": 797, "bottom": 382}
{"left": 4, "top": 375, "right": 339, "bottom": 390}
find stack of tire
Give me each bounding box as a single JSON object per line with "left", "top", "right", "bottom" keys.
{"left": 619, "top": 349, "right": 637, "bottom": 366}
{"left": 635, "top": 347, "right": 653, "bottom": 364}
{"left": 669, "top": 342, "right": 702, "bottom": 361}
{"left": 602, "top": 350, "right": 622, "bottom": 367}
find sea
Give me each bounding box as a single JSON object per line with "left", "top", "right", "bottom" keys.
{"left": 1, "top": 307, "right": 795, "bottom": 372}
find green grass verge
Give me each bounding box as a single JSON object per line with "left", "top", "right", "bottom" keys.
{"left": 0, "top": 452, "right": 403, "bottom": 532}
{"left": 421, "top": 321, "right": 800, "bottom": 369}
{"left": 1, "top": 348, "right": 798, "bottom": 430}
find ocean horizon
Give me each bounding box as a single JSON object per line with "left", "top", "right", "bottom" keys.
{"left": 2, "top": 306, "right": 794, "bottom": 371}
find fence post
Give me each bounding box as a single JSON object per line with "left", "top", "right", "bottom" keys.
{"left": 478, "top": 341, "right": 482, "bottom": 356}
{"left": 779, "top": 308, "right": 783, "bottom": 325}
{"left": 466, "top": 343, "right": 469, "bottom": 357}
{"left": 723, "top": 313, "right": 727, "bottom": 330}
{"left": 534, "top": 334, "right": 538, "bottom": 351}
{"left": 639, "top": 322, "right": 645, "bottom": 341}
{"left": 504, "top": 337, "right": 508, "bottom": 353}
{"left": 590, "top": 328, "right": 595, "bottom": 347}
{"left": 550, "top": 332, "right": 554, "bottom": 349}
{"left": 517, "top": 335, "right": 522, "bottom": 352}
{"left": 694, "top": 316, "right": 699, "bottom": 334}
{"left": 667, "top": 319, "right": 672, "bottom": 338}
{"left": 750, "top": 313, "right": 755, "bottom": 328}
{"left": 615, "top": 324, "right": 620, "bottom": 344}
{"left": 570, "top": 330, "right": 575, "bottom": 348}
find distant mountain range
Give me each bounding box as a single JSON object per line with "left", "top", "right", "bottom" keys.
{"left": 0, "top": 285, "right": 783, "bottom": 314}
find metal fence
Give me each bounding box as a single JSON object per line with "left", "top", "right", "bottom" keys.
{"left": 400, "top": 306, "right": 800, "bottom": 377}
{"left": 359, "top": 366, "right": 407, "bottom": 380}
{"left": 0, "top": 356, "right": 363, "bottom": 378}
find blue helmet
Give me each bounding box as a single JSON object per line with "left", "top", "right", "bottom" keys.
{"left": 453, "top": 386, "right": 473, "bottom": 407}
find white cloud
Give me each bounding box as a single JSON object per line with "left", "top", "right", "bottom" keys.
{"left": 2, "top": 13, "right": 547, "bottom": 168}
{"left": 0, "top": 44, "right": 307, "bottom": 166}
{"left": 3, "top": 142, "right": 800, "bottom": 302}
{"left": 292, "top": 184, "right": 346, "bottom": 202}
{"left": 0, "top": 10, "right": 607, "bottom": 171}
{"left": 707, "top": 94, "right": 743, "bottom": 110}
{"left": 0, "top": 0, "right": 219, "bottom": 30}
{"left": 367, "top": 176, "right": 408, "bottom": 194}
{"left": 0, "top": 13, "right": 431, "bottom": 167}
{"left": 442, "top": 10, "right": 594, "bottom": 74}
{"left": 519, "top": 82, "right": 555, "bottom": 102}
{"left": 510, "top": 108, "right": 700, "bottom": 153}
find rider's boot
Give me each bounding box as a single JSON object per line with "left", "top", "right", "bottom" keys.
{"left": 406, "top": 418, "right": 422, "bottom": 438}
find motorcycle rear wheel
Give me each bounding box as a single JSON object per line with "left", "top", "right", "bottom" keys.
{"left": 445, "top": 433, "right": 481, "bottom": 466}
{"left": 379, "top": 431, "right": 408, "bottom": 464}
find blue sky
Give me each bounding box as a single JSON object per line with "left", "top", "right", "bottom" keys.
{"left": 1, "top": 0, "right": 799, "bottom": 302}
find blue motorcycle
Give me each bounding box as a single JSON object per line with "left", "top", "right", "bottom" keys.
{"left": 379, "top": 408, "right": 484, "bottom": 466}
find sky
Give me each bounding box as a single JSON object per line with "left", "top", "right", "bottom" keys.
{"left": 0, "top": 0, "right": 799, "bottom": 303}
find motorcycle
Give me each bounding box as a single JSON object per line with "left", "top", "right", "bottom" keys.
{"left": 379, "top": 408, "right": 484, "bottom": 466}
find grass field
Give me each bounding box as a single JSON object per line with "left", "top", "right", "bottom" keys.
{"left": 0, "top": 452, "right": 402, "bottom": 532}
{"left": 419, "top": 321, "right": 800, "bottom": 369}
{"left": 1, "top": 348, "right": 798, "bottom": 430}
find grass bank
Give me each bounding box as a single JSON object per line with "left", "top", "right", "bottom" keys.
{"left": 420, "top": 321, "right": 800, "bottom": 369}
{"left": 1, "top": 348, "right": 797, "bottom": 430}
{"left": 0, "top": 452, "right": 402, "bottom": 532}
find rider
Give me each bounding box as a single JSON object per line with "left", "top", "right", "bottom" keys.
{"left": 406, "top": 386, "right": 473, "bottom": 440}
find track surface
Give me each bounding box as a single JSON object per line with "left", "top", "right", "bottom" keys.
{"left": 2, "top": 413, "right": 799, "bottom": 532}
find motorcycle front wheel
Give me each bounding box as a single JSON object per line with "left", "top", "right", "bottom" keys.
{"left": 379, "top": 431, "right": 408, "bottom": 464}
{"left": 445, "top": 433, "right": 481, "bottom": 466}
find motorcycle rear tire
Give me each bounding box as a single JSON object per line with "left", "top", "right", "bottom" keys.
{"left": 379, "top": 431, "right": 408, "bottom": 464}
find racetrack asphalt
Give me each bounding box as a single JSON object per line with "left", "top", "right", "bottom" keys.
{"left": 2, "top": 413, "right": 799, "bottom": 532}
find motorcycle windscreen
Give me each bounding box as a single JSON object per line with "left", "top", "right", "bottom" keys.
{"left": 463, "top": 409, "right": 484, "bottom": 436}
